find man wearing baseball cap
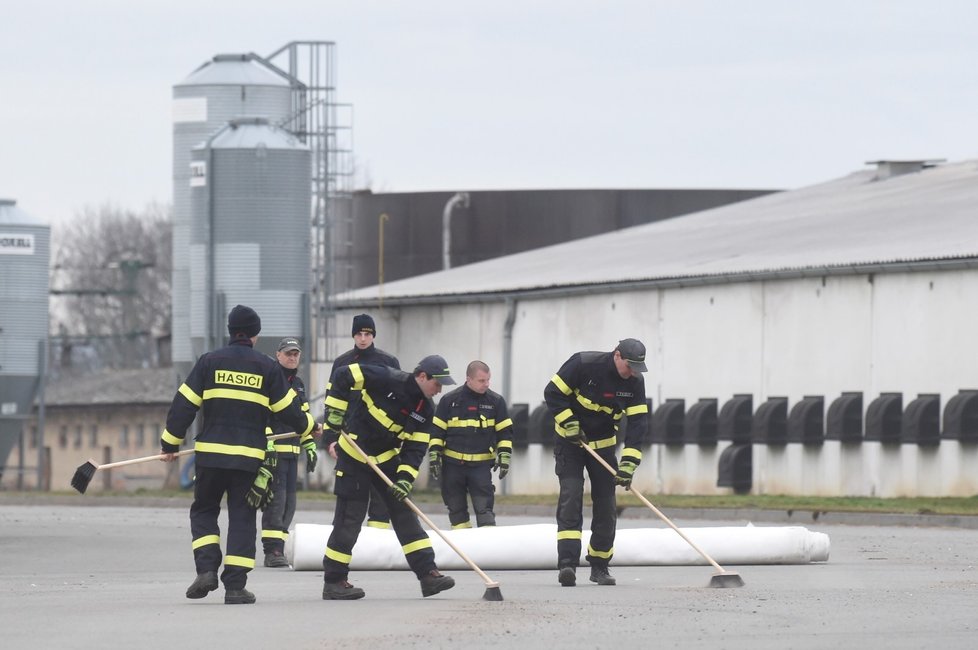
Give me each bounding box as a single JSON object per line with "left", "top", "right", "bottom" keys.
{"left": 543, "top": 338, "right": 650, "bottom": 588}
{"left": 319, "top": 354, "right": 456, "bottom": 600}
{"left": 260, "top": 337, "right": 322, "bottom": 568}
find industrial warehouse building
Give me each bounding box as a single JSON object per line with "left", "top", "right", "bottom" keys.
{"left": 327, "top": 159, "right": 978, "bottom": 498}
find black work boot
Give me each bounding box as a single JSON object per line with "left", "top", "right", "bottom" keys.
{"left": 225, "top": 587, "right": 256, "bottom": 604}
{"left": 264, "top": 550, "right": 289, "bottom": 568}
{"left": 185, "top": 571, "right": 218, "bottom": 599}
{"left": 589, "top": 565, "right": 616, "bottom": 586}
{"left": 322, "top": 580, "right": 366, "bottom": 600}
{"left": 420, "top": 570, "right": 455, "bottom": 597}
{"left": 558, "top": 566, "right": 577, "bottom": 587}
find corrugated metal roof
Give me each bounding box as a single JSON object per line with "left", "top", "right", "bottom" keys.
{"left": 176, "top": 54, "right": 290, "bottom": 88}
{"left": 0, "top": 199, "right": 46, "bottom": 225}
{"left": 43, "top": 368, "right": 175, "bottom": 407}
{"left": 335, "top": 160, "right": 978, "bottom": 304}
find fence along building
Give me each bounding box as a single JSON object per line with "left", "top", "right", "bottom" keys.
{"left": 330, "top": 159, "right": 978, "bottom": 497}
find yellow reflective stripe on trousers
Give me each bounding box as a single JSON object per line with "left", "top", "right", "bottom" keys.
{"left": 225, "top": 555, "right": 256, "bottom": 568}
{"left": 261, "top": 530, "right": 288, "bottom": 540}
{"left": 195, "top": 441, "right": 265, "bottom": 460}
{"left": 338, "top": 434, "right": 399, "bottom": 465}
{"left": 556, "top": 530, "right": 582, "bottom": 540}
{"left": 366, "top": 520, "right": 391, "bottom": 529}
{"left": 178, "top": 383, "right": 203, "bottom": 406}
{"left": 270, "top": 388, "right": 298, "bottom": 413}
{"left": 587, "top": 544, "right": 614, "bottom": 559}
{"left": 444, "top": 449, "right": 494, "bottom": 462}
{"left": 202, "top": 387, "right": 270, "bottom": 408}
{"left": 550, "top": 374, "right": 573, "bottom": 396}
{"left": 452, "top": 521, "right": 472, "bottom": 530}
{"left": 402, "top": 538, "right": 433, "bottom": 554}
{"left": 192, "top": 534, "right": 220, "bottom": 550}
{"left": 325, "top": 546, "right": 352, "bottom": 564}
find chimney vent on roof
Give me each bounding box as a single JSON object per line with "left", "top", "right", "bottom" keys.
{"left": 866, "top": 159, "right": 945, "bottom": 180}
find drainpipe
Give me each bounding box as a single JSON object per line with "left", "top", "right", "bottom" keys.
{"left": 501, "top": 297, "right": 517, "bottom": 402}
{"left": 442, "top": 192, "right": 470, "bottom": 270}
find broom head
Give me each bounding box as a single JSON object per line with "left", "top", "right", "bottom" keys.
{"left": 709, "top": 571, "right": 745, "bottom": 588}
{"left": 482, "top": 582, "right": 504, "bottom": 601}
{"left": 70, "top": 460, "right": 99, "bottom": 494}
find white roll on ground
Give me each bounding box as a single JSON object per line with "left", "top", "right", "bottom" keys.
{"left": 286, "top": 523, "right": 829, "bottom": 571}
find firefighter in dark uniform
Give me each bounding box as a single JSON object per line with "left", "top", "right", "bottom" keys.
{"left": 160, "top": 305, "right": 315, "bottom": 604}
{"left": 324, "top": 313, "right": 399, "bottom": 529}
{"left": 429, "top": 360, "right": 513, "bottom": 528}
{"left": 320, "top": 355, "right": 457, "bottom": 600}
{"left": 260, "top": 337, "right": 321, "bottom": 568}
{"left": 543, "top": 338, "right": 650, "bottom": 588}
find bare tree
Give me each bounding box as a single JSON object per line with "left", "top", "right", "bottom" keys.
{"left": 50, "top": 203, "right": 172, "bottom": 374}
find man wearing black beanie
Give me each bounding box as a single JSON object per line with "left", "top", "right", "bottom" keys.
{"left": 323, "top": 313, "right": 400, "bottom": 529}
{"left": 160, "top": 304, "right": 316, "bottom": 604}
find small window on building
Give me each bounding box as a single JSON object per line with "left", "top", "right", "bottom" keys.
{"left": 28, "top": 425, "right": 37, "bottom": 449}
{"left": 74, "top": 425, "right": 83, "bottom": 449}
{"left": 59, "top": 426, "right": 68, "bottom": 449}
{"left": 136, "top": 424, "right": 145, "bottom": 448}
{"left": 120, "top": 425, "right": 129, "bottom": 447}
{"left": 89, "top": 424, "right": 98, "bottom": 448}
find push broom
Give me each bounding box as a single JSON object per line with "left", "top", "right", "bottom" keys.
{"left": 581, "top": 443, "right": 745, "bottom": 588}
{"left": 70, "top": 432, "right": 301, "bottom": 494}
{"left": 340, "top": 431, "right": 504, "bottom": 601}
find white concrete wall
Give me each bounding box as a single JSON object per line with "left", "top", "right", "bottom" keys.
{"left": 332, "top": 268, "right": 978, "bottom": 496}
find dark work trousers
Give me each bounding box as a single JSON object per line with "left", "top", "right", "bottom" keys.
{"left": 261, "top": 456, "right": 297, "bottom": 555}
{"left": 190, "top": 466, "right": 257, "bottom": 590}
{"left": 554, "top": 440, "right": 618, "bottom": 570}
{"left": 323, "top": 452, "right": 437, "bottom": 583}
{"left": 440, "top": 460, "right": 496, "bottom": 528}
{"left": 366, "top": 485, "right": 391, "bottom": 528}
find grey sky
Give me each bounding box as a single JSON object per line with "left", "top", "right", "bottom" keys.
{"left": 1, "top": 1, "right": 976, "bottom": 224}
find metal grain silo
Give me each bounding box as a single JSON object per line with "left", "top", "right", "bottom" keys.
{"left": 0, "top": 199, "right": 50, "bottom": 478}
{"left": 172, "top": 54, "right": 295, "bottom": 374}
{"left": 188, "top": 117, "right": 311, "bottom": 359}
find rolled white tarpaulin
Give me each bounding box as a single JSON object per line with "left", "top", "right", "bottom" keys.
{"left": 286, "top": 523, "right": 829, "bottom": 571}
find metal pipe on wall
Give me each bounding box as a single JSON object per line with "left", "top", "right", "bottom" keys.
{"left": 442, "top": 192, "right": 470, "bottom": 270}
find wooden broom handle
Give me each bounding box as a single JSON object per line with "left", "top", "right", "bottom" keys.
{"left": 91, "top": 432, "right": 301, "bottom": 471}
{"left": 580, "top": 442, "right": 728, "bottom": 574}
{"left": 339, "top": 431, "right": 500, "bottom": 588}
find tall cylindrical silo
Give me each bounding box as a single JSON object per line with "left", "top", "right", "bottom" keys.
{"left": 0, "top": 199, "right": 50, "bottom": 475}
{"left": 188, "top": 117, "right": 312, "bottom": 360}
{"left": 172, "top": 54, "right": 295, "bottom": 376}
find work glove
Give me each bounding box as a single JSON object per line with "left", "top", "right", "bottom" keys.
{"left": 246, "top": 466, "right": 275, "bottom": 510}
{"left": 325, "top": 408, "right": 345, "bottom": 433}
{"left": 302, "top": 438, "right": 318, "bottom": 473}
{"left": 493, "top": 451, "right": 511, "bottom": 479}
{"left": 389, "top": 478, "right": 413, "bottom": 502}
{"left": 615, "top": 460, "right": 637, "bottom": 489}
{"left": 428, "top": 449, "right": 442, "bottom": 480}
{"left": 262, "top": 439, "right": 277, "bottom": 471}
{"left": 561, "top": 420, "right": 587, "bottom": 445}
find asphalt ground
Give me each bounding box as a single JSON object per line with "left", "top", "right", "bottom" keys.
{"left": 2, "top": 500, "right": 977, "bottom": 650}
